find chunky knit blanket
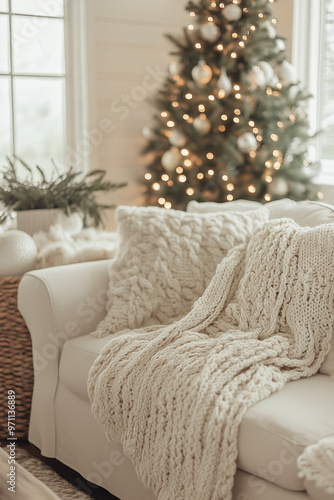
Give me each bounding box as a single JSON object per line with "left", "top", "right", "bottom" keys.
{"left": 88, "top": 219, "right": 334, "bottom": 500}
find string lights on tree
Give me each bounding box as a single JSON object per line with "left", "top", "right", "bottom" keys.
{"left": 142, "top": 0, "right": 321, "bottom": 209}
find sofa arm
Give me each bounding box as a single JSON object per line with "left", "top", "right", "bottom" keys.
{"left": 18, "top": 260, "right": 111, "bottom": 360}
{"left": 17, "top": 259, "right": 111, "bottom": 456}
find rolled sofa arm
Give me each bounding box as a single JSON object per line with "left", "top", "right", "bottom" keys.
{"left": 17, "top": 259, "right": 111, "bottom": 456}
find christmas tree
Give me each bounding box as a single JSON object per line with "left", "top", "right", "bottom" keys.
{"left": 142, "top": 0, "right": 321, "bottom": 209}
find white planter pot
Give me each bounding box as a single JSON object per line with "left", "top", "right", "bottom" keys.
{"left": 16, "top": 209, "right": 64, "bottom": 236}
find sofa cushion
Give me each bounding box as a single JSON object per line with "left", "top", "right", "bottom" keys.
{"left": 93, "top": 205, "right": 268, "bottom": 336}
{"left": 60, "top": 335, "right": 334, "bottom": 492}
{"left": 59, "top": 332, "right": 124, "bottom": 400}
{"left": 187, "top": 198, "right": 334, "bottom": 227}
{"left": 238, "top": 375, "right": 334, "bottom": 491}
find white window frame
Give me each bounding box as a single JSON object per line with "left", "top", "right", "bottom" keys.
{"left": 0, "top": 0, "right": 89, "bottom": 173}
{"left": 293, "top": 0, "right": 334, "bottom": 185}
{"left": 65, "top": 0, "right": 89, "bottom": 173}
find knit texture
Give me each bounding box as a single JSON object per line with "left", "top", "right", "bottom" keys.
{"left": 88, "top": 219, "right": 334, "bottom": 500}
{"left": 319, "top": 334, "right": 334, "bottom": 376}
{"left": 297, "top": 436, "right": 334, "bottom": 495}
{"left": 94, "top": 205, "right": 268, "bottom": 336}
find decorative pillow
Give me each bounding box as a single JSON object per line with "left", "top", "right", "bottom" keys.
{"left": 187, "top": 198, "right": 334, "bottom": 228}
{"left": 94, "top": 205, "right": 269, "bottom": 337}
{"left": 187, "top": 199, "right": 262, "bottom": 214}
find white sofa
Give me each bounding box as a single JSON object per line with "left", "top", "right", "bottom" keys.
{"left": 18, "top": 199, "right": 334, "bottom": 500}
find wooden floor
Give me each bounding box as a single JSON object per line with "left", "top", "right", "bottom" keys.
{"left": 1, "top": 439, "right": 119, "bottom": 500}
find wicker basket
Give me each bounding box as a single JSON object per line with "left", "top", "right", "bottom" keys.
{"left": 0, "top": 276, "right": 34, "bottom": 439}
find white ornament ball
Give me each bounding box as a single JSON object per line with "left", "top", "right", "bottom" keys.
{"left": 271, "top": 75, "right": 279, "bottom": 87}
{"left": 247, "top": 65, "right": 266, "bottom": 88}
{"left": 200, "top": 22, "right": 221, "bottom": 42}
{"left": 142, "top": 126, "right": 155, "bottom": 140}
{"left": 237, "top": 132, "right": 258, "bottom": 153}
{"left": 161, "top": 148, "right": 181, "bottom": 172}
{"left": 277, "top": 61, "right": 297, "bottom": 85}
{"left": 193, "top": 115, "right": 211, "bottom": 135}
{"left": 264, "top": 20, "right": 276, "bottom": 39}
{"left": 269, "top": 177, "right": 289, "bottom": 197}
{"left": 169, "top": 60, "right": 183, "bottom": 76}
{"left": 258, "top": 61, "right": 275, "bottom": 84}
{"left": 217, "top": 70, "right": 232, "bottom": 96}
{"left": 0, "top": 230, "right": 37, "bottom": 278}
{"left": 289, "top": 83, "right": 301, "bottom": 100}
{"left": 276, "top": 38, "right": 286, "bottom": 52}
{"left": 191, "top": 61, "right": 213, "bottom": 84}
{"left": 169, "top": 129, "right": 187, "bottom": 147}
{"left": 223, "top": 4, "right": 242, "bottom": 22}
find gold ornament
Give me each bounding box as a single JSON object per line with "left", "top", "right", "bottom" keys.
{"left": 161, "top": 148, "right": 182, "bottom": 172}
{"left": 191, "top": 60, "right": 213, "bottom": 84}
{"left": 193, "top": 115, "right": 212, "bottom": 135}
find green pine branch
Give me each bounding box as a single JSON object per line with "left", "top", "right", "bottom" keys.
{"left": 0, "top": 158, "right": 127, "bottom": 227}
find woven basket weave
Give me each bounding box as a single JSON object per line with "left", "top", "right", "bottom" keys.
{"left": 0, "top": 276, "right": 34, "bottom": 439}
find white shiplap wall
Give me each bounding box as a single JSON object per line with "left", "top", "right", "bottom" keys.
{"left": 85, "top": 0, "right": 189, "bottom": 230}
{"left": 271, "top": 0, "right": 293, "bottom": 61}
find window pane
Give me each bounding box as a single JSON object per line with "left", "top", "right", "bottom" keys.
{"left": 14, "top": 77, "right": 66, "bottom": 171}
{"left": 321, "top": 0, "right": 334, "bottom": 160}
{"left": 0, "top": 76, "right": 12, "bottom": 168}
{"left": 12, "top": 0, "right": 63, "bottom": 17}
{"left": 0, "top": 0, "right": 8, "bottom": 12}
{"left": 13, "top": 16, "right": 64, "bottom": 75}
{"left": 0, "top": 15, "right": 9, "bottom": 72}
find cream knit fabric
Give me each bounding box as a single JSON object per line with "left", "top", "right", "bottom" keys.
{"left": 88, "top": 219, "right": 334, "bottom": 500}
{"left": 297, "top": 436, "right": 334, "bottom": 496}
{"left": 94, "top": 205, "right": 268, "bottom": 336}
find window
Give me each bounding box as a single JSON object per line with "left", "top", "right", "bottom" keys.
{"left": 0, "top": 0, "right": 88, "bottom": 176}
{"left": 293, "top": 0, "right": 334, "bottom": 183}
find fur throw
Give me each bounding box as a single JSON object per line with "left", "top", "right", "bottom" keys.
{"left": 33, "top": 213, "right": 119, "bottom": 268}
{"left": 88, "top": 219, "right": 334, "bottom": 500}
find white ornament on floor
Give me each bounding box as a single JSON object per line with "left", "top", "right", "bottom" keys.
{"left": 0, "top": 230, "right": 37, "bottom": 278}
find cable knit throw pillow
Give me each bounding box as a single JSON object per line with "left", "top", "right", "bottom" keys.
{"left": 94, "top": 205, "right": 269, "bottom": 337}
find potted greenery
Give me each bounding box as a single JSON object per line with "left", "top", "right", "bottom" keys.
{"left": 0, "top": 157, "right": 127, "bottom": 234}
